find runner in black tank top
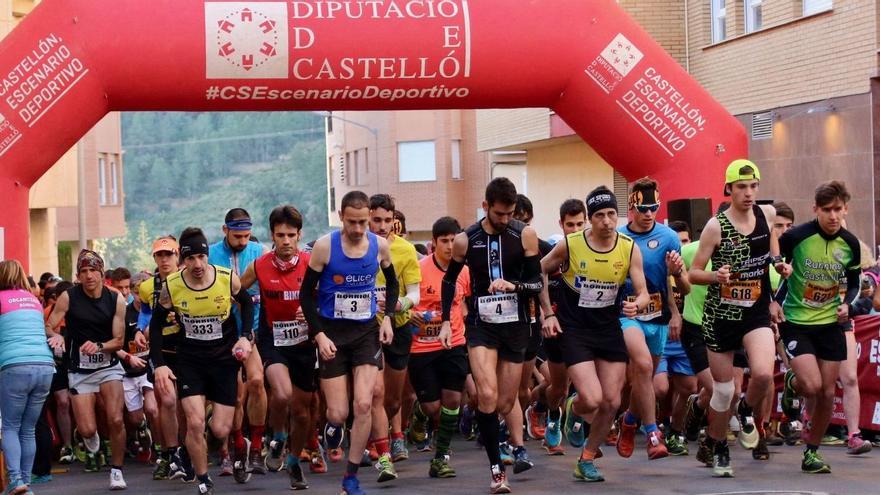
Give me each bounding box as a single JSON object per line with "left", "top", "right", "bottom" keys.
{"left": 688, "top": 160, "right": 790, "bottom": 479}
{"left": 45, "top": 250, "right": 128, "bottom": 488}
{"left": 440, "top": 178, "right": 542, "bottom": 494}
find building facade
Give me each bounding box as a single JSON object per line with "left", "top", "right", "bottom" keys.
{"left": 2, "top": 0, "right": 125, "bottom": 276}
{"left": 325, "top": 0, "right": 878, "bottom": 247}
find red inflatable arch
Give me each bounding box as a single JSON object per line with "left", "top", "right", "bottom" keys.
{"left": 0, "top": 0, "right": 746, "bottom": 264}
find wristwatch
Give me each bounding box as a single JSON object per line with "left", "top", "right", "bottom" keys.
{"left": 96, "top": 342, "right": 104, "bottom": 352}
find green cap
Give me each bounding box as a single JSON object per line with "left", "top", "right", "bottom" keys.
{"left": 724, "top": 159, "right": 761, "bottom": 195}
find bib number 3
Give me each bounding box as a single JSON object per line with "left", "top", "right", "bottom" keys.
{"left": 334, "top": 292, "right": 372, "bottom": 320}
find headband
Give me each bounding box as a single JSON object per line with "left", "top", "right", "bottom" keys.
{"left": 226, "top": 218, "right": 253, "bottom": 231}
{"left": 76, "top": 249, "right": 105, "bottom": 273}
{"left": 587, "top": 191, "right": 618, "bottom": 218}
{"left": 628, "top": 187, "right": 660, "bottom": 210}
{"left": 180, "top": 234, "right": 209, "bottom": 258}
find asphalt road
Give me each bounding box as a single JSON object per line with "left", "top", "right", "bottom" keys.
{"left": 35, "top": 437, "right": 876, "bottom": 495}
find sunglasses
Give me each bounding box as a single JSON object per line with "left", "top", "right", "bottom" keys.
{"left": 635, "top": 203, "right": 660, "bottom": 214}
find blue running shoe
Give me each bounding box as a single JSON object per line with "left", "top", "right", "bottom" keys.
{"left": 341, "top": 475, "right": 366, "bottom": 495}
{"left": 564, "top": 395, "right": 585, "bottom": 448}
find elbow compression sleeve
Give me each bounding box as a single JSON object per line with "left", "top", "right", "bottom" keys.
{"left": 441, "top": 258, "right": 465, "bottom": 321}
{"left": 149, "top": 305, "right": 169, "bottom": 368}
{"left": 233, "top": 290, "right": 255, "bottom": 340}
{"left": 300, "top": 267, "right": 323, "bottom": 338}
{"left": 773, "top": 279, "right": 789, "bottom": 305}
{"left": 516, "top": 255, "right": 544, "bottom": 295}
{"left": 845, "top": 269, "right": 861, "bottom": 315}
{"left": 381, "top": 263, "right": 399, "bottom": 318}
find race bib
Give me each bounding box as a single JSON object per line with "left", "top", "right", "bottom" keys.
{"left": 578, "top": 280, "right": 618, "bottom": 308}
{"left": 182, "top": 315, "right": 223, "bottom": 341}
{"left": 720, "top": 280, "right": 762, "bottom": 307}
{"left": 334, "top": 291, "right": 372, "bottom": 320}
{"left": 627, "top": 292, "right": 663, "bottom": 321}
{"left": 127, "top": 341, "right": 150, "bottom": 358}
{"left": 79, "top": 349, "right": 112, "bottom": 370}
{"left": 478, "top": 294, "right": 519, "bottom": 324}
{"left": 803, "top": 282, "right": 838, "bottom": 308}
{"left": 417, "top": 322, "right": 443, "bottom": 343}
{"left": 273, "top": 320, "right": 308, "bottom": 347}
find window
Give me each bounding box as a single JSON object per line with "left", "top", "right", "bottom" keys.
{"left": 744, "top": 0, "right": 762, "bottom": 33}
{"left": 109, "top": 159, "right": 119, "bottom": 205}
{"left": 803, "top": 0, "right": 831, "bottom": 15}
{"left": 398, "top": 141, "right": 436, "bottom": 182}
{"left": 451, "top": 140, "right": 462, "bottom": 179}
{"left": 345, "top": 151, "right": 354, "bottom": 186}
{"left": 98, "top": 156, "right": 106, "bottom": 206}
{"left": 355, "top": 148, "right": 368, "bottom": 185}
{"left": 711, "top": 0, "right": 726, "bottom": 43}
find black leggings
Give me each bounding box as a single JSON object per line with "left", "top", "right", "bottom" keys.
{"left": 31, "top": 404, "right": 53, "bottom": 477}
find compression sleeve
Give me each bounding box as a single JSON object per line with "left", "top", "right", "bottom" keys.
{"left": 149, "top": 305, "right": 169, "bottom": 368}
{"left": 382, "top": 263, "right": 400, "bottom": 319}
{"left": 773, "top": 279, "right": 789, "bottom": 305}
{"left": 514, "top": 255, "right": 544, "bottom": 295}
{"left": 233, "top": 289, "right": 255, "bottom": 341}
{"left": 441, "top": 258, "right": 466, "bottom": 322}
{"left": 402, "top": 283, "right": 420, "bottom": 310}
{"left": 300, "top": 266, "right": 323, "bottom": 338}
{"left": 845, "top": 268, "right": 861, "bottom": 315}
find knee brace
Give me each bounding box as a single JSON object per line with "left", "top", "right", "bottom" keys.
{"left": 709, "top": 379, "right": 735, "bottom": 413}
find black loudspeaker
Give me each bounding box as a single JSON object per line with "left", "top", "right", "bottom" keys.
{"left": 667, "top": 198, "right": 712, "bottom": 241}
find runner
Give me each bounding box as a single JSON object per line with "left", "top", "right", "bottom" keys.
{"left": 299, "top": 190, "right": 396, "bottom": 495}
{"left": 409, "top": 216, "right": 471, "bottom": 478}
{"left": 113, "top": 270, "right": 159, "bottom": 463}
{"left": 616, "top": 177, "right": 688, "bottom": 460}
{"left": 239, "top": 205, "right": 316, "bottom": 489}
{"left": 367, "top": 194, "right": 421, "bottom": 481}
{"left": 540, "top": 186, "right": 650, "bottom": 482}
{"left": 46, "top": 250, "right": 128, "bottom": 490}
{"left": 149, "top": 227, "right": 256, "bottom": 495}
{"left": 44, "top": 280, "right": 75, "bottom": 465}
{"left": 208, "top": 208, "right": 269, "bottom": 480}
{"left": 688, "top": 160, "right": 789, "bottom": 478}
{"left": 137, "top": 236, "right": 188, "bottom": 481}
{"left": 439, "top": 177, "right": 543, "bottom": 494}
{"left": 540, "top": 199, "right": 587, "bottom": 456}
{"left": 776, "top": 181, "right": 861, "bottom": 473}
{"left": 654, "top": 221, "right": 697, "bottom": 456}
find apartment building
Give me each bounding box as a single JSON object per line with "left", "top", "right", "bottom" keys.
{"left": 1, "top": 0, "right": 125, "bottom": 276}
{"left": 324, "top": 110, "right": 490, "bottom": 242}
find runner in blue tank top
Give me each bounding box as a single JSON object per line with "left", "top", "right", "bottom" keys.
{"left": 616, "top": 177, "right": 690, "bottom": 461}
{"left": 300, "top": 191, "right": 397, "bottom": 495}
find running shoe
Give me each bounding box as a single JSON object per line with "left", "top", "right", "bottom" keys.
{"left": 341, "top": 476, "right": 365, "bottom": 495}
{"left": 780, "top": 419, "right": 803, "bottom": 446}
{"left": 324, "top": 423, "right": 345, "bottom": 451}
{"left": 328, "top": 447, "right": 344, "bottom": 463}
{"left": 287, "top": 461, "right": 309, "bottom": 490}
{"left": 375, "top": 453, "right": 398, "bottom": 482}
{"left": 573, "top": 459, "right": 604, "bottom": 482}
{"left": 197, "top": 480, "right": 214, "bottom": 495}
{"left": 499, "top": 442, "right": 514, "bottom": 465}
{"left": 666, "top": 434, "right": 688, "bottom": 456}
{"left": 408, "top": 403, "right": 429, "bottom": 445}
{"left": 176, "top": 447, "right": 196, "bottom": 482}
{"left": 109, "top": 468, "right": 127, "bottom": 491}
{"left": 781, "top": 369, "right": 802, "bottom": 420}
{"left": 765, "top": 428, "right": 785, "bottom": 446}
{"left": 29, "top": 474, "right": 52, "bottom": 484}
{"left": 84, "top": 452, "right": 100, "bottom": 473}
{"left": 801, "top": 449, "right": 831, "bottom": 474}
{"left": 616, "top": 417, "right": 637, "bottom": 458}
{"left": 711, "top": 443, "right": 734, "bottom": 478}
{"left": 391, "top": 437, "right": 409, "bottom": 462}
{"left": 512, "top": 446, "right": 534, "bottom": 474}
{"left": 249, "top": 448, "right": 268, "bottom": 475}
{"left": 459, "top": 405, "right": 475, "bottom": 438}
{"left": 168, "top": 450, "right": 186, "bottom": 480}
{"left": 233, "top": 437, "right": 252, "bottom": 484}
{"left": 847, "top": 432, "right": 873, "bottom": 455}
{"left": 542, "top": 439, "right": 565, "bottom": 456}
{"left": 415, "top": 429, "right": 433, "bottom": 452}
{"left": 646, "top": 430, "right": 668, "bottom": 460}
{"left": 266, "top": 439, "right": 285, "bottom": 471}
{"left": 525, "top": 403, "right": 546, "bottom": 440}
{"left": 544, "top": 408, "right": 563, "bottom": 448}
{"left": 564, "top": 394, "right": 586, "bottom": 448}
{"left": 218, "top": 453, "right": 233, "bottom": 477}
{"left": 308, "top": 449, "right": 328, "bottom": 474}
{"left": 605, "top": 418, "right": 619, "bottom": 446}
{"left": 429, "top": 455, "right": 456, "bottom": 478}
{"left": 359, "top": 449, "right": 372, "bottom": 468}
{"left": 684, "top": 394, "right": 705, "bottom": 442}
{"left": 59, "top": 445, "right": 74, "bottom": 465}
{"left": 736, "top": 400, "right": 759, "bottom": 450}
{"left": 820, "top": 434, "right": 846, "bottom": 446}
{"left": 752, "top": 436, "right": 770, "bottom": 460}
{"left": 696, "top": 437, "right": 712, "bottom": 467}
{"left": 489, "top": 464, "right": 511, "bottom": 494}
{"left": 153, "top": 457, "right": 171, "bottom": 480}
{"left": 299, "top": 448, "right": 310, "bottom": 462}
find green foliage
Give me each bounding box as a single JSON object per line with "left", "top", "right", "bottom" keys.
{"left": 105, "top": 111, "right": 330, "bottom": 272}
